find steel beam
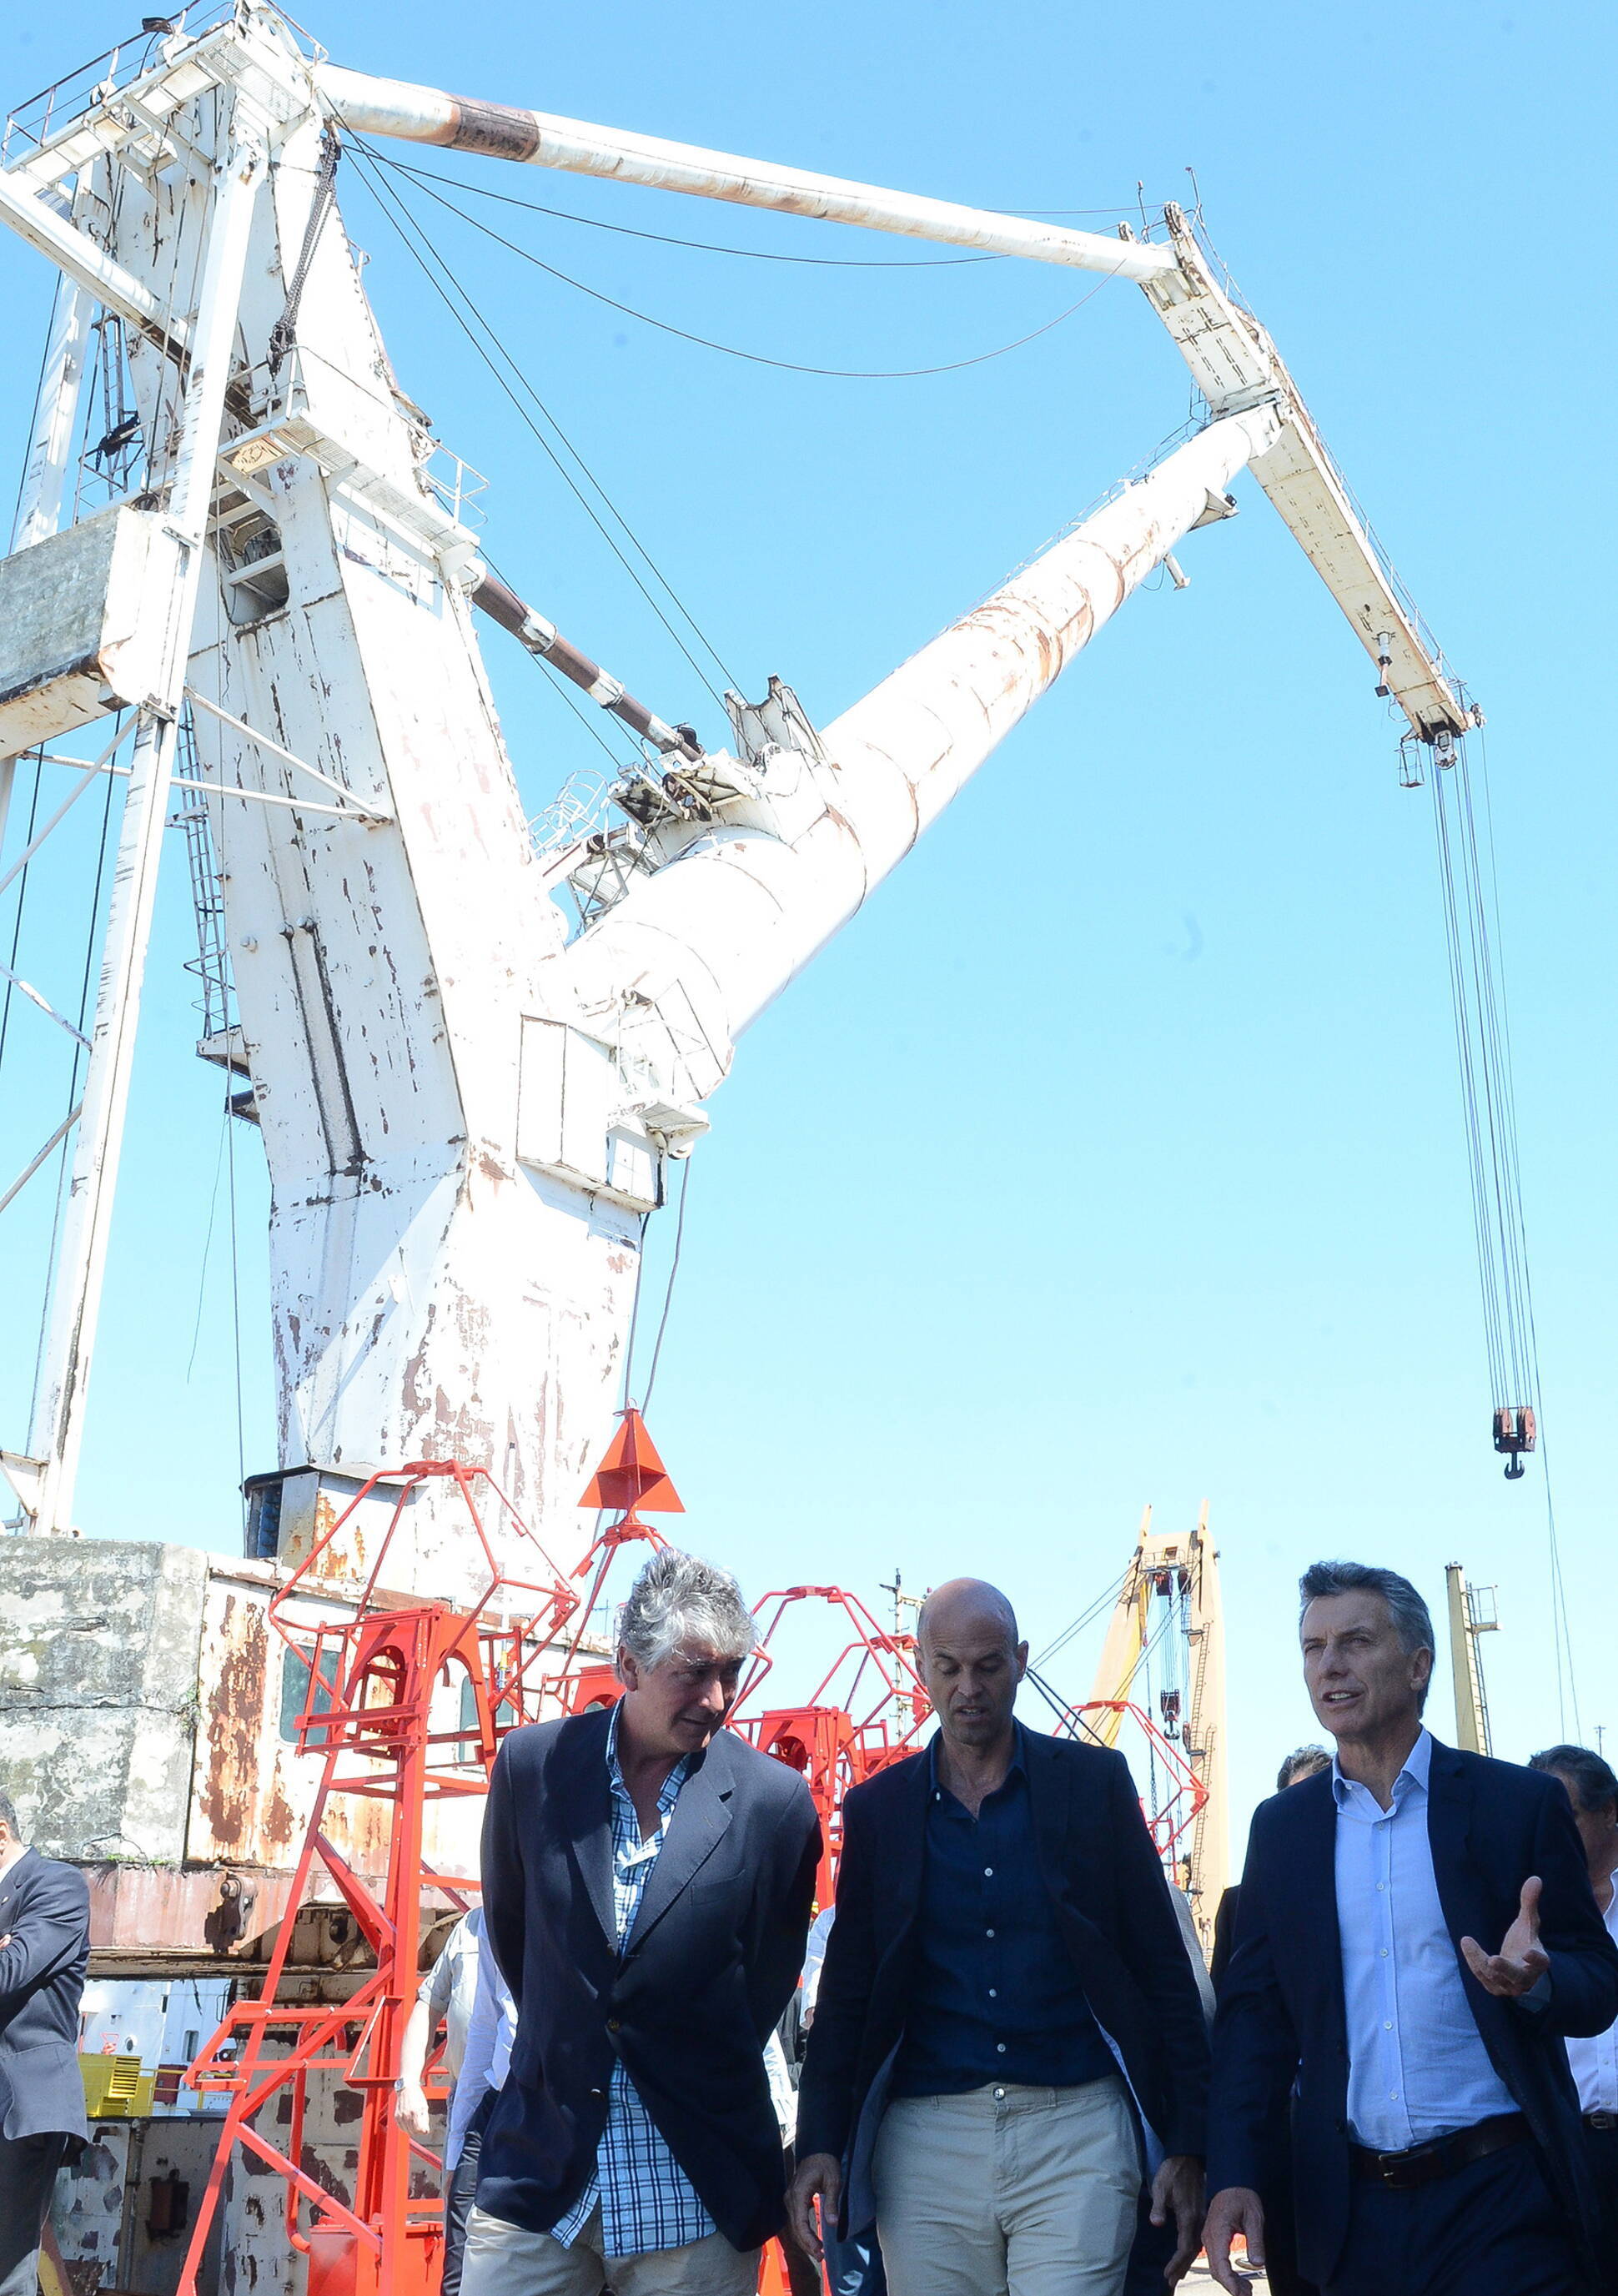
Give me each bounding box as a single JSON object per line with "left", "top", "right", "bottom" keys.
{"left": 28, "top": 108, "right": 267, "bottom": 1537}
{"left": 316, "top": 64, "right": 1177, "bottom": 282}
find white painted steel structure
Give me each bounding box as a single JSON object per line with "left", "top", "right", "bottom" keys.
{"left": 0, "top": 6, "right": 1475, "bottom": 1581}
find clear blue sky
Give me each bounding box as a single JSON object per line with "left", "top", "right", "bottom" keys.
{"left": 0, "top": 0, "right": 1612, "bottom": 1856}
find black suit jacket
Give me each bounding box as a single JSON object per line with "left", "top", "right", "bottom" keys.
{"left": 1208, "top": 1741, "right": 1618, "bottom": 2286}
{"left": 478, "top": 1706, "right": 820, "bottom": 2252}
{"left": 796, "top": 1726, "right": 1211, "bottom": 2233}
{"left": 0, "top": 1846, "right": 90, "bottom": 2143}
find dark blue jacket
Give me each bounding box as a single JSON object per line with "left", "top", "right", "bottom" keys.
{"left": 1208, "top": 1741, "right": 1618, "bottom": 2286}
{"left": 796, "top": 1727, "right": 1211, "bottom": 2235}
{"left": 477, "top": 1706, "right": 820, "bottom": 2252}
{"left": 0, "top": 1846, "right": 90, "bottom": 2143}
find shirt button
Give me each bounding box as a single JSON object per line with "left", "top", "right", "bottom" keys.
{"left": 988, "top": 1989, "right": 997, "bottom": 1999}
{"left": 1377, "top": 1882, "right": 1385, "bottom": 1892}
{"left": 984, "top": 1866, "right": 993, "bottom": 1877}
{"left": 1384, "top": 2021, "right": 1393, "bottom": 2031}
{"left": 993, "top": 2088, "right": 1006, "bottom": 2100}
{"left": 986, "top": 1928, "right": 995, "bottom": 1939}
{"left": 997, "top": 2043, "right": 1007, "bottom": 2054}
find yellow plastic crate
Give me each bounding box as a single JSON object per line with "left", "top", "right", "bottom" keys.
{"left": 80, "top": 2052, "right": 148, "bottom": 2117}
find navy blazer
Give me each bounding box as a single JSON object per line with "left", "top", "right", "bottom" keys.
{"left": 478, "top": 1706, "right": 820, "bottom": 2252}
{"left": 796, "top": 1727, "right": 1212, "bottom": 2234}
{"left": 1208, "top": 1741, "right": 1618, "bottom": 2286}
{"left": 0, "top": 1846, "right": 90, "bottom": 2143}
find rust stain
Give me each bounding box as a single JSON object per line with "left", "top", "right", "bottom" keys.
{"left": 198, "top": 1595, "right": 268, "bottom": 1854}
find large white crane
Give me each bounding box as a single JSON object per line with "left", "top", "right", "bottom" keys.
{"left": 0, "top": 5, "right": 1477, "bottom": 1588}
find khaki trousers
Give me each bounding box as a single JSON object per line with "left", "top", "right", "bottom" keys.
{"left": 873, "top": 2077, "right": 1140, "bottom": 2296}
{"left": 460, "top": 2201, "right": 759, "bottom": 2295}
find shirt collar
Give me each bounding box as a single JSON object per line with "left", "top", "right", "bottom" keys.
{"left": 605, "top": 1697, "right": 689, "bottom": 1815}
{"left": 1331, "top": 1725, "right": 1432, "bottom": 1809}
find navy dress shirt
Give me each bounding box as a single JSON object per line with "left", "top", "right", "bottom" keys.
{"left": 892, "top": 1729, "right": 1116, "bottom": 2095}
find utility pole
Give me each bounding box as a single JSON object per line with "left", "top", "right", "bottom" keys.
{"left": 1445, "top": 1563, "right": 1500, "bottom": 1756}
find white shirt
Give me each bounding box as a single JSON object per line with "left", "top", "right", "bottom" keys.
{"left": 445, "top": 1927, "right": 517, "bottom": 2170}
{"left": 1333, "top": 1728, "right": 1516, "bottom": 2149}
{"left": 1565, "top": 1883, "right": 1618, "bottom": 2113}
{"left": 417, "top": 1907, "right": 483, "bottom": 2082}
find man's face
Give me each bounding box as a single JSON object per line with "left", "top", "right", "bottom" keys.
{"left": 921, "top": 1613, "right": 1028, "bottom": 1753}
{"left": 1553, "top": 1772, "right": 1618, "bottom": 1876}
{"left": 1300, "top": 1591, "right": 1430, "bottom": 1744}
{"left": 619, "top": 1640, "right": 742, "bottom": 1760}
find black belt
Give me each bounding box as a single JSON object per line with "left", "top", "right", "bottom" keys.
{"left": 1349, "top": 2111, "right": 1527, "bottom": 2190}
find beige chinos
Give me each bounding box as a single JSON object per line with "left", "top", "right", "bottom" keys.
{"left": 872, "top": 2077, "right": 1141, "bottom": 2296}
{"left": 460, "top": 2201, "right": 759, "bottom": 2294}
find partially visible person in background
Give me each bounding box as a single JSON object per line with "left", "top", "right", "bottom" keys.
{"left": 1211, "top": 1749, "right": 1332, "bottom": 1992}
{"left": 0, "top": 1786, "right": 90, "bottom": 2296}
{"left": 1530, "top": 1743, "right": 1618, "bottom": 2293}
{"left": 397, "top": 1901, "right": 486, "bottom": 2296}
{"left": 801, "top": 1907, "right": 886, "bottom": 2296}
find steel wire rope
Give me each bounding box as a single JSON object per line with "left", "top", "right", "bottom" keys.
{"left": 372, "top": 158, "right": 1130, "bottom": 382}
{"left": 348, "top": 148, "right": 738, "bottom": 702}
{"left": 364, "top": 150, "right": 1004, "bottom": 266}
{"left": 29, "top": 757, "right": 118, "bottom": 1417}
{"left": 0, "top": 759, "right": 45, "bottom": 1079}
{"left": 360, "top": 151, "right": 1154, "bottom": 263}
{"left": 640, "top": 1153, "right": 692, "bottom": 1414}
{"left": 1473, "top": 724, "right": 1579, "bottom": 1731}
{"left": 187, "top": 1103, "right": 232, "bottom": 1382}
{"left": 1032, "top": 1563, "right": 1130, "bottom": 1669}
{"left": 1428, "top": 730, "right": 1576, "bottom": 1728}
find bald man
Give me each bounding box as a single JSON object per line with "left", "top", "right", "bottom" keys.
{"left": 790, "top": 1580, "right": 1209, "bottom": 2296}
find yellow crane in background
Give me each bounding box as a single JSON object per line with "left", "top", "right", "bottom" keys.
{"left": 1078, "top": 1505, "right": 1228, "bottom": 1957}
{"left": 1446, "top": 1562, "right": 1500, "bottom": 1755}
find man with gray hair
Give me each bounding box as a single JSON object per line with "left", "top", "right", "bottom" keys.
{"left": 463, "top": 1548, "right": 821, "bottom": 2294}
{"left": 1205, "top": 1560, "right": 1618, "bottom": 2296}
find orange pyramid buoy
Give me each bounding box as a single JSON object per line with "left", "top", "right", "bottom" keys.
{"left": 579, "top": 1407, "right": 685, "bottom": 1515}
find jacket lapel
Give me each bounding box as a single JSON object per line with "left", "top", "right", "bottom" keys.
{"left": 1425, "top": 1738, "right": 1501, "bottom": 2035}
{"left": 624, "top": 1734, "right": 736, "bottom": 1953}
{"left": 555, "top": 1706, "right": 616, "bottom": 1947}
{"left": 1023, "top": 1725, "right": 1073, "bottom": 1899}
{"left": 1290, "top": 1770, "right": 1347, "bottom": 2045}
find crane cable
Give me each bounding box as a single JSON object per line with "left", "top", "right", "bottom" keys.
{"left": 348, "top": 148, "right": 739, "bottom": 704}
{"left": 355, "top": 139, "right": 1128, "bottom": 384}
{"left": 1425, "top": 724, "right": 1579, "bottom": 1731}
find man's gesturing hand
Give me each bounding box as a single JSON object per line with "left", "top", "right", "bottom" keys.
{"left": 1460, "top": 1875, "right": 1550, "bottom": 1998}
{"left": 1202, "top": 2186, "right": 1266, "bottom": 2293}
{"left": 786, "top": 2151, "right": 842, "bottom": 2269}
{"left": 1149, "top": 2153, "right": 1206, "bottom": 2285}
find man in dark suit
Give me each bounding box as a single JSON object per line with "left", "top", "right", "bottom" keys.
{"left": 789, "top": 1578, "right": 1209, "bottom": 2296}
{"left": 1528, "top": 1742, "right": 1618, "bottom": 2293}
{"left": 461, "top": 1549, "right": 821, "bottom": 2294}
{"left": 1204, "top": 1559, "right": 1618, "bottom": 2296}
{"left": 0, "top": 1786, "right": 90, "bottom": 2296}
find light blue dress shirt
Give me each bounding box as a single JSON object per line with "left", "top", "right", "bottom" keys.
{"left": 1333, "top": 1728, "right": 1515, "bottom": 2149}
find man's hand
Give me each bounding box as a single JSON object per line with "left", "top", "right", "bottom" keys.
{"left": 1149, "top": 2153, "right": 1205, "bottom": 2286}
{"left": 395, "top": 2080, "right": 432, "bottom": 2139}
{"left": 1202, "top": 2186, "right": 1265, "bottom": 2293}
{"left": 786, "top": 2151, "right": 842, "bottom": 2268}
{"left": 1460, "top": 1875, "right": 1550, "bottom": 1998}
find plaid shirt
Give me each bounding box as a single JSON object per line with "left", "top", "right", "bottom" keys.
{"left": 550, "top": 1706, "right": 716, "bottom": 2257}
